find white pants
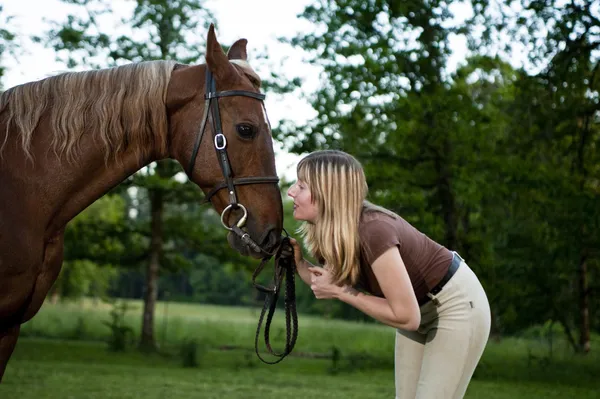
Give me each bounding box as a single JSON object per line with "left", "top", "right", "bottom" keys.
{"left": 395, "top": 261, "right": 491, "bottom": 399}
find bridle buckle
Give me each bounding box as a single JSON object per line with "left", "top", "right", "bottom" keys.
{"left": 214, "top": 133, "right": 227, "bottom": 150}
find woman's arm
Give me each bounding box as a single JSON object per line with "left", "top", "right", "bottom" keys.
{"left": 310, "top": 247, "right": 421, "bottom": 331}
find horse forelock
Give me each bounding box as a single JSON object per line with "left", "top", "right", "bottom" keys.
{"left": 0, "top": 60, "right": 177, "bottom": 163}
{"left": 230, "top": 59, "right": 262, "bottom": 88}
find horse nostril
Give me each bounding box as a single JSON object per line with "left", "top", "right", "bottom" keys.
{"left": 261, "top": 228, "right": 280, "bottom": 252}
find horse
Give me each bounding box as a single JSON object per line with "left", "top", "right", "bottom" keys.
{"left": 0, "top": 24, "right": 284, "bottom": 381}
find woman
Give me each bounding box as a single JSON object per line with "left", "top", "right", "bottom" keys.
{"left": 287, "top": 150, "right": 491, "bottom": 399}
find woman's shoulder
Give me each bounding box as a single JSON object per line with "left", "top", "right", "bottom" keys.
{"left": 359, "top": 208, "right": 401, "bottom": 238}
{"left": 361, "top": 206, "right": 399, "bottom": 226}
{"left": 358, "top": 208, "right": 402, "bottom": 264}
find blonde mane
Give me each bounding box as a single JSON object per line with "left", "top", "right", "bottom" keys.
{"left": 0, "top": 60, "right": 177, "bottom": 162}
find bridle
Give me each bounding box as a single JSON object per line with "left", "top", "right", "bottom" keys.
{"left": 186, "top": 65, "right": 298, "bottom": 364}
{"left": 187, "top": 67, "right": 279, "bottom": 233}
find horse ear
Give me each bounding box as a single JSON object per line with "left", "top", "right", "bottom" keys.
{"left": 227, "top": 39, "right": 248, "bottom": 61}
{"left": 206, "top": 23, "right": 237, "bottom": 81}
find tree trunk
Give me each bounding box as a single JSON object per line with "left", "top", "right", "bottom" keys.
{"left": 140, "top": 185, "right": 164, "bottom": 352}
{"left": 575, "top": 117, "right": 591, "bottom": 354}
{"left": 556, "top": 313, "right": 578, "bottom": 353}
{"left": 578, "top": 253, "right": 590, "bottom": 353}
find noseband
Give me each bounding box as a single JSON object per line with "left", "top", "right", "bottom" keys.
{"left": 187, "top": 66, "right": 298, "bottom": 364}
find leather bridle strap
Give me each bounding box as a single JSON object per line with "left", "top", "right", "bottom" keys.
{"left": 208, "top": 90, "right": 266, "bottom": 100}
{"left": 200, "top": 177, "right": 279, "bottom": 204}
{"left": 187, "top": 82, "right": 211, "bottom": 178}
{"left": 186, "top": 68, "right": 278, "bottom": 206}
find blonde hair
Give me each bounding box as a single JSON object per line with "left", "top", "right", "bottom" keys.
{"left": 297, "top": 150, "right": 368, "bottom": 286}
{"left": 0, "top": 60, "right": 177, "bottom": 163}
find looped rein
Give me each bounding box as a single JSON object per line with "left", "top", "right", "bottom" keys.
{"left": 246, "top": 235, "right": 298, "bottom": 364}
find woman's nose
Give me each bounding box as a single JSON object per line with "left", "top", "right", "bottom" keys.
{"left": 287, "top": 185, "right": 296, "bottom": 198}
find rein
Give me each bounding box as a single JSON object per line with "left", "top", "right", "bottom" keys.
{"left": 188, "top": 66, "right": 299, "bottom": 364}
{"left": 248, "top": 234, "right": 298, "bottom": 364}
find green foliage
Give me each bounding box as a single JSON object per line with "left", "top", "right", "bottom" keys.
{"left": 179, "top": 339, "right": 199, "bottom": 367}
{"left": 275, "top": 0, "right": 599, "bottom": 348}
{"left": 187, "top": 256, "right": 252, "bottom": 305}
{"left": 469, "top": 0, "right": 600, "bottom": 70}
{"left": 328, "top": 345, "right": 341, "bottom": 374}
{"left": 280, "top": 0, "right": 501, "bottom": 254}
{"left": 480, "top": 2, "right": 600, "bottom": 346}
{"left": 0, "top": 5, "right": 16, "bottom": 87}
{"left": 54, "top": 260, "right": 118, "bottom": 300}
{"left": 102, "top": 301, "right": 134, "bottom": 352}
{"left": 179, "top": 338, "right": 209, "bottom": 368}
{"left": 115, "top": 0, "right": 213, "bottom": 64}
{"left": 43, "top": 0, "right": 213, "bottom": 67}
{"left": 54, "top": 194, "right": 132, "bottom": 300}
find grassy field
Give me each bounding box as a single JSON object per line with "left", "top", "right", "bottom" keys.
{"left": 0, "top": 299, "right": 598, "bottom": 398}
{"left": 18, "top": 299, "right": 397, "bottom": 356}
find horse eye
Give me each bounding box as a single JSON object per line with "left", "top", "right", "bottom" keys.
{"left": 236, "top": 124, "right": 256, "bottom": 139}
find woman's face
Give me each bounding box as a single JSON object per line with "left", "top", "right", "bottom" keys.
{"left": 287, "top": 179, "right": 319, "bottom": 223}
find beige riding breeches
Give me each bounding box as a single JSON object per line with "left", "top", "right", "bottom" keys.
{"left": 394, "top": 261, "right": 491, "bottom": 399}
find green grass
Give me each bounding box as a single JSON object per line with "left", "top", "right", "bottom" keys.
{"left": 2, "top": 339, "right": 394, "bottom": 399}
{"left": 19, "top": 299, "right": 395, "bottom": 356}
{"left": 0, "top": 299, "right": 598, "bottom": 398}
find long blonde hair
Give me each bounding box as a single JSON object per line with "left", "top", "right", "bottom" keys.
{"left": 297, "top": 150, "right": 368, "bottom": 286}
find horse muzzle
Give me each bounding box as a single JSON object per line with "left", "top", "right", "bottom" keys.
{"left": 227, "top": 225, "right": 280, "bottom": 259}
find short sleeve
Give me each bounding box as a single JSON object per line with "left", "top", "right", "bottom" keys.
{"left": 360, "top": 219, "right": 401, "bottom": 265}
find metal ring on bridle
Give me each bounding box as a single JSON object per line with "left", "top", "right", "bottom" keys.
{"left": 220, "top": 203, "right": 248, "bottom": 230}
{"left": 214, "top": 133, "right": 227, "bottom": 150}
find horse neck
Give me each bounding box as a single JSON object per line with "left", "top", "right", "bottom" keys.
{"left": 2, "top": 61, "right": 174, "bottom": 237}
{"left": 38, "top": 135, "right": 161, "bottom": 236}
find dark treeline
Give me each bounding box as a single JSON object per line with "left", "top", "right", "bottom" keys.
{"left": 1, "top": 0, "right": 598, "bottom": 354}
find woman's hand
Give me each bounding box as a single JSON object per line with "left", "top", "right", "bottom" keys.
{"left": 308, "top": 266, "right": 343, "bottom": 299}
{"left": 288, "top": 237, "right": 313, "bottom": 286}
{"left": 288, "top": 238, "right": 304, "bottom": 266}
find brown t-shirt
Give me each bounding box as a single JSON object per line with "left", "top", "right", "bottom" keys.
{"left": 357, "top": 209, "right": 453, "bottom": 301}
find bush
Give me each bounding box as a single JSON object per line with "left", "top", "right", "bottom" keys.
{"left": 103, "top": 301, "right": 134, "bottom": 352}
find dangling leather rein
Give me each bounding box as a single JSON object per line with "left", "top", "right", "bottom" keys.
{"left": 187, "top": 66, "right": 298, "bottom": 364}
{"left": 249, "top": 234, "right": 298, "bottom": 364}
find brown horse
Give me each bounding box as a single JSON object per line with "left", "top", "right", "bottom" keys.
{"left": 0, "top": 24, "right": 283, "bottom": 380}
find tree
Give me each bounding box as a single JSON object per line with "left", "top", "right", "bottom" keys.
{"left": 278, "top": 0, "right": 599, "bottom": 344}
{"left": 278, "top": 0, "right": 508, "bottom": 277}
{"left": 51, "top": 194, "right": 140, "bottom": 302}
{"left": 44, "top": 0, "right": 215, "bottom": 351}
{"left": 472, "top": 0, "right": 600, "bottom": 353}
{"left": 0, "top": 5, "right": 16, "bottom": 88}
{"left": 279, "top": 0, "right": 488, "bottom": 248}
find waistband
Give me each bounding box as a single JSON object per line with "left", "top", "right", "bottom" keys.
{"left": 418, "top": 251, "right": 462, "bottom": 306}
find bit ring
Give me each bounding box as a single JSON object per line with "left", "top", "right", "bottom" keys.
{"left": 220, "top": 203, "right": 248, "bottom": 230}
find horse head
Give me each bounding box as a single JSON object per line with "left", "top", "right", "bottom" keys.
{"left": 166, "top": 25, "right": 283, "bottom": 258}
